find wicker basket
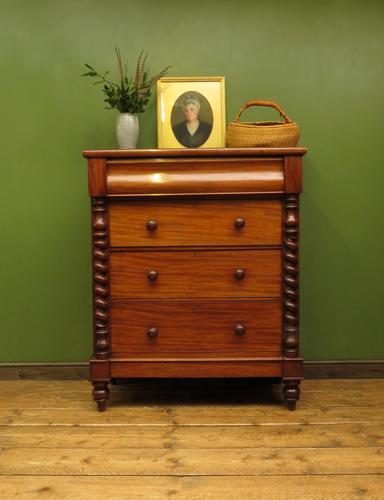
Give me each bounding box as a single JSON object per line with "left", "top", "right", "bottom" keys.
{"left": 226, "top": 100, "right": 300, "bottom": 148}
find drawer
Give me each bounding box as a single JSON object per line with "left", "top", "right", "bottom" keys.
{"left": 106, "top": 157, "right": 284, "bottom": 196}
{"left": 110, "top": 248, "right": 281, "bottom": 299}
{"left": 110, "top": 300, "right": 282, "bottom": 356}
{"left": 109, "top": 199, "right": 282, "bottom": 247}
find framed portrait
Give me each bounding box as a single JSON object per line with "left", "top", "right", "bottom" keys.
{"left": 157, "top": 77, "right": 226, "bottom": 149}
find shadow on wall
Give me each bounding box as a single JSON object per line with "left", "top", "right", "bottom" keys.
{"left": 300, "top": 155, "right": 367, "bottom": 360}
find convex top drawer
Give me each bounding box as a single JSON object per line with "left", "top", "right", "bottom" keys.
{"left": 106, "top": 157, "right": 284, "bottom": 196}
{"left": 109, "top": 199, "right": 282, "bottom": 247}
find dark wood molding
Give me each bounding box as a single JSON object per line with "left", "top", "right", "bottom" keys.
{"left": 0, "top": 361, "right": 383, "bottom": 380}
{"left": 0, "top": 363, "right": 89, "bottom": 380}
{"left": 83, "top": 147, "right": 308, "bottom": 159}
{"left": 304, "top": 360, "right": 384, "bottom": 379}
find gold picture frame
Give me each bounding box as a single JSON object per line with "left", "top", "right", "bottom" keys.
{"left": 157, "top": 76, "right": 226, "bottom": 149}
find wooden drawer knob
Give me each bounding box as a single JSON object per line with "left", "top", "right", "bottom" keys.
{"left": 234, "top": 268, "right": 245, "bottom": 280}
{"left": 147, "top": 327, "right": 158, "bottom": 339}
{"left": 146, "top": 219, "right": 157, "bottom": 231}
{"left": 147, "top": 270, "right": 158, "bottom": 282}
{"left": 234, "top": 217, "right": 246, "bottom": 229}
{"left": 234, "top": 324, "right": 246, "bottom": 336}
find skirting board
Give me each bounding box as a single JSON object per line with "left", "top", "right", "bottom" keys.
{"left": 0, "top": 361, "right": 383, "bottom": 380}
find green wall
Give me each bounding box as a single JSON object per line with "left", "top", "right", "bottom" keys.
{"left": 1, "top": 0, "right": 383, "bottom": 362}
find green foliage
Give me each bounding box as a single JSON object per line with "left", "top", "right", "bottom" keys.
{"left": 82, "top": 48, "right": 171, "bottom": 113}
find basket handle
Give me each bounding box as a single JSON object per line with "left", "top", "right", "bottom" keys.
{"left": 233, "top": 100, "right": 293, "bottom": 124}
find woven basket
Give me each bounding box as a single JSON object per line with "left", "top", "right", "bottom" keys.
{"left": 226, "top": 100, "right": 300, "bottom": 148}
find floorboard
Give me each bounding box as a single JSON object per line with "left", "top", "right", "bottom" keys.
{"left": 0, "top": 379, "right": 383, "bottom": 499}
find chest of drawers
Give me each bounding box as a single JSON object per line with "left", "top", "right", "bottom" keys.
{"left": 83, "top": 147, "right": 307, "bottom": 411}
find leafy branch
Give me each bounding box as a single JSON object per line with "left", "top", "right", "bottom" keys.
{"left": 82, "top": 48, "right": 171, "bottom": 114}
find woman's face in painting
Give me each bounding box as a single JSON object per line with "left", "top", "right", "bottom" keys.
{"left": 183, "top": 103, "right": 199, "bottom": 122}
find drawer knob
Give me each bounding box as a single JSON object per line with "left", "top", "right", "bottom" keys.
{"left": 147, "top": 327, "right": 158, "bottom": 339}
{"left": 146, "top": 219, "right": 157, "bottom": 231}
{"left": 234, "top": 268, "right": 245, "bottom": 280}
{"left": 234, "top": 324, "right": 246, "bottom": 336}
{"left": 147, "top": 270, "right": 158, "bottom": 282}
{"left": 234, "top": 217, "right": 246, "bottom": 229}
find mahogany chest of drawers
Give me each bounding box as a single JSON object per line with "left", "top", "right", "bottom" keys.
{"left": 83, "top": 147, "right": 307, "bottom": 411}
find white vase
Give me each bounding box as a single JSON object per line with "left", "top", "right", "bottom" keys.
{"left": 116, "top": 113, "right": 139, "bottom": 149}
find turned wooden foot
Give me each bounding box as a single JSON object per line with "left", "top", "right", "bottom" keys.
{"left": 283, "top": 379, "right": 301, "bottom": 411}
{"left": 287, "top": 399, "right": 297, "bottom": 411}
{"left": 92, "top": 381, "right": 110, "bottom": 412}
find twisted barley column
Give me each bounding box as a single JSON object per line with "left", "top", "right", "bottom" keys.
{"left": 92, "top": 198, "right": 109, "bottom": 359}
{"left": 283, "top": 194, "right": 299, "bottom": 358}
{"left": 91, "top": 198, "right": 110, "bottom": 410}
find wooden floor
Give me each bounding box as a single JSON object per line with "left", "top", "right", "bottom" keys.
{"left": 0, "top": 378, "right": 383, "bottom": 499}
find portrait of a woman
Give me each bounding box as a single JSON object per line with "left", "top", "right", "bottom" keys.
{"left": 171, "top": 93, "right": 213, "bottom": 148}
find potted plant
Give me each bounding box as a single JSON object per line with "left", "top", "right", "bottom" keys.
{"left": 82, "top": 48, "right": 171, "bottom": 148}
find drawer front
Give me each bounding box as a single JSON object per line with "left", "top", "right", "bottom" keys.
{"left": 106, "top": 157, "right": 284, "bottom": 196}
{"left": 110, "top": 301, "right": 282, "bottom": 355}
{"left": 110, "top": 249, "right": 281, "bottom": 299}
{"left": 109, "top": 199, "right": 282, "bottom": 247}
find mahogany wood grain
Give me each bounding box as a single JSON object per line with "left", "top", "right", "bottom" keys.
{"left": 110, "top": 359, "right": 282, "bottom": 378}
{"left": 110, "top": 249, "right": 281, "bottom": 299}
{"left": 284, "top": 155, "right": 303, "bottom": 193}
{"left": 109, "top": 199, "right": 282, "bottom": 247}
{"left": 283, "top": 358, "right": 304, "bottom": 378}
{"left": 85, "top": 148, "right": 305, "bottom": 411}
{"left": 83, "top": 147, "right": 307, "bottom": 158}
{"left": 105, "top": 352, "right": 283, "bottom": 360}
{"left": 110, "top": 300, "right": 281, "bottom": 355}
{"left": 106, "top": 158, "right": 284, "bottom": 196}
{"left": 88, "top": 158, "right": 106, "bottom": 196}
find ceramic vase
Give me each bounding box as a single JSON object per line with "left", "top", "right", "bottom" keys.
{"left": 116, "top": 113, "right": 139, "bottom": 149}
